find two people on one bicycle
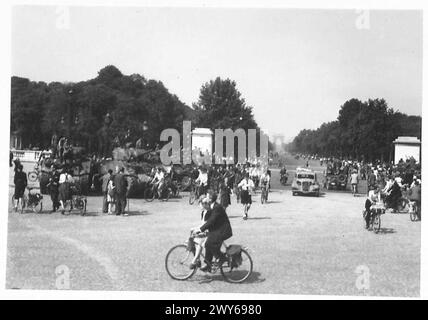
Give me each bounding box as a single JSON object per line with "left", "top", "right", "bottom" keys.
{"left": 13, "top": 164, "right": 27, "bottom": 212}
{"left": 191, "top": 191, "right": 233, "bottom": 273}
{"left": 238, "top": 173, "right": 255, "bottom": 220}
{"left": 364, "top": 187, "right": 381, "bottom": 229}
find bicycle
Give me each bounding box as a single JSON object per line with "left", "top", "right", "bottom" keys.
{"left": 61, "top": 184, "right": 87, "bottom": 216}
{"left": 363, "top": 203, "right": 385, "bottom": 233}
{"left": 14, "top": 187, "right": 43, "bottom": 214}
{"left": 165, "top": 232, "right": 253, "bottom": 283}
{"left": 188, "top": 182, "right": 205, "bottom": 205}
{"left": 144, "top": 182, "right": 171, "bottom": 202}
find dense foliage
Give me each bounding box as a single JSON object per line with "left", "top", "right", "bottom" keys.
{"left": 288, "top": 98, "right": 421, "bottom": 162}
{"left": 10, "top": 65, "right": 194, "bottom": 152}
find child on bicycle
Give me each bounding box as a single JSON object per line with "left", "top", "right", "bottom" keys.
{"left": 364, "top": 187, "right": 381, "bottom": 229}
{"left": 189, "top": 197, "right": 210, "bottom": 269}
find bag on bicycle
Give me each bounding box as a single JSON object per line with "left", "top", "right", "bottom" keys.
{"left": 226, "top": 245, "right": 242, "bottom": 268}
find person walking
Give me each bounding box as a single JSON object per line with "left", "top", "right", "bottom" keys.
{"left": 13, "top": 164, "right": 27, "bottom": 212}
{"left": 58, "top": 169, "right": 73, "bottom": 214}
{"left": 100, "top": 169, "right": 113, "bottom": 213}
{"left": 238, "top": 173, "right": 255, "bottom": 220}
{"left": 113, "top": 167, "right": 128, "bottom": 216}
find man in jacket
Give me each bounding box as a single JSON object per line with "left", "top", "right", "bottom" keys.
{"left": 197, "top": 191, "right": 233, "bottom": 272}
{"left": 113, "top": 167, "right": 128, "bottom": 216}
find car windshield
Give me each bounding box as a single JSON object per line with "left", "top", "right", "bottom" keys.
{"left": 297, "top": 174, "right": 315, "bottom": 179}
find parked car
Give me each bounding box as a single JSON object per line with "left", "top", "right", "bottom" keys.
{"left": 291, "top": 167, "right": 320, "bottom": 197}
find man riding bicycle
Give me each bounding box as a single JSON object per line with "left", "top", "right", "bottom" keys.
{"left": 193, "top": 191, "right": 233, "bottom": 273}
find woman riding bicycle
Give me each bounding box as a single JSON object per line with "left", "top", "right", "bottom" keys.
{"left": 151, "top": 166, "right": 165, "bottom": 199}
{"left": 195, "top": 166, "right": 209, "bottom": 199}
{"left": 189, "top": 197, "right": 211, "bottom": 269}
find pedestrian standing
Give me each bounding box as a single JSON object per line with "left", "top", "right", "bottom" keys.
{"left": 100, "top": 169, "right": 113, "bottom": 213}
{"left": 219, "top": 181, "right": 231, "bottom": 211}
{"left": 113, "top": 167, "right": 128, "bottom": 216}
{"left": 107, "top": 176, "right": 116, "bottom": 215}
{"left": 13, "top": 164, "right": 27, "bottom": 212}
{"left": 47, "top": 169, "right": 60, "bottom": 212}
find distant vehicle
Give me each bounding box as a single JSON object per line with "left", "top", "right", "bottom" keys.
{"left": 325, "top": 174, "right": 347, "bottom": 191}
{"left": 291, "top": 167, "right": 320, "bottom": 197}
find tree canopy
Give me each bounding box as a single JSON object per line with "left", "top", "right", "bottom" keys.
{"left": 10, "top": 65, "right": 194, "bottom": 153}
{"left": 287, "top": 98, "right": 421, "bottom": 162}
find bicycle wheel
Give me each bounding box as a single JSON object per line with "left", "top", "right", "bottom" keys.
{"left": 165, "top": 244, "right": 197, "bottom": 281}
{"left": 372, "top": 215, "right": 381, "bottom": 233}
{"left": 32, "top": 200, "right": 43, "bottom": 214}
{"left": 75, "top": 198, "right": 87, "bottom": 216}
{"left": 220, "top": 248, "right": 253, "bottom": 283}
{"left": 144, "top": 188, "right": 155, "bottom": 202}
{"left": 28, "top": 171, "right": 39, "bottom": 182}
{"left": 161, "top": 188, "right": 171, "bottom": 202}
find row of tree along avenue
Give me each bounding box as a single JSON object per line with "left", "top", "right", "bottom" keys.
{"left": 11, "top": 65, "right": 267, "bottom": 157}
{"left": 287, "top": 98, "right": 421, "bottom": 162}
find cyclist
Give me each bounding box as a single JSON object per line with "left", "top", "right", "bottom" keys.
{"left": 364, "top": 187, "right": 381, "bottom": 229}
{"left": 189, "top": 197, "right": 210, "bottom": 269}
{"left": 151, "top": 166, "right": 165, "bottom": 199}
{"left": 196, "top": 191, "right": 233, "bottom": 273}
{"left": 195, "top": 167, "right": 208, "bottom": 199}
{"left": 13, "top": 164, "right": 27, "bottom": 212}
{"left": 238, "top": 173, "right": 255, "bottom": 220}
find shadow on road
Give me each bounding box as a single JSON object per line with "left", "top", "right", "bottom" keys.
{"left": 197, "top": 271, "right": 265, "bottom": 284}
{"left": 377, "top": 228, "right": 396, "bottom": 234}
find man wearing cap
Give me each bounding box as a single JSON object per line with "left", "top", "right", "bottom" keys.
{"left": 197, "top": 192, "right": 233, "bottom": 272}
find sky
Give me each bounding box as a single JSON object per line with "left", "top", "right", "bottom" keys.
{"left": 12, "top": 6, "right": 423, "bottom": 142}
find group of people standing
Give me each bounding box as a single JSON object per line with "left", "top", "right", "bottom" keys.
{"left": 100, "top": 167, "right": 128, "bottom": 216}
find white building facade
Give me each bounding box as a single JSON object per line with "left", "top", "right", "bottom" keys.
{"left": 393, "top": 136, "right": 421, "bottom": 164}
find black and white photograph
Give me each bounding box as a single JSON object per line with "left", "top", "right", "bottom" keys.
{"left": 2, "top": 1, "right": 426, "bottom": 300}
